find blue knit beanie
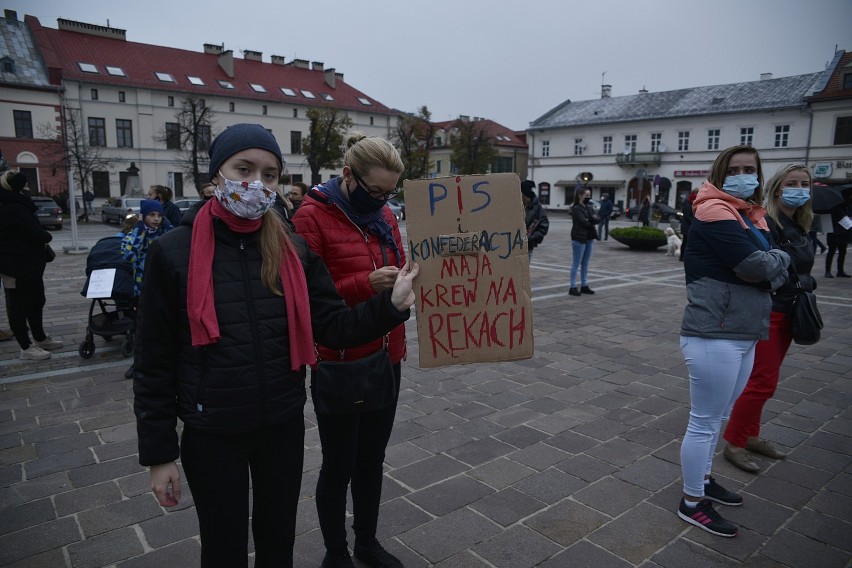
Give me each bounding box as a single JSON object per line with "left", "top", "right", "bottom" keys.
{"left": 140, "top": 199, "right": 164, "bottom": 217}
{"left": 207, "top": 123, "right": 283, "bottom": 181}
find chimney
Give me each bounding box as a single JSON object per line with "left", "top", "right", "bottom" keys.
{"left": 760, "top": 72, "right": 773, "bottom": 80}
{"left": 459, "top": 115, "right": 470, "bottom": 122}
{"left": 291, "top": 59, "right": 310, "bottom": 69}
{"left": 218, "top": 50, "right": 234, "bottom": 78}
{"left": 324, "top": 67, "right": 336, "bottom": 88}
{"left": 335, "top": 71, "right": 344, "bottom": 82}
{"left": 601, "top": 84, "right": 612, "bottom": 98}
{"left": 311, "top": 61, "right": 324, "bottom": 71}
{"left": 271, "top": 55, "right": 286, "bottom": 65}
{"left": 639, "top": 86, "right": 648, "bottom": 94}
{"left": 57, "top": 18, "right": 126, "bottom": 41}
{"left": 243, "top": 50, "right": 262, "bottom": 62}
{"left": 204, "top": 43, "right": 223, "bottom": 55}
{"left": 4, "top": 9, "right": 18, "bottom": 20}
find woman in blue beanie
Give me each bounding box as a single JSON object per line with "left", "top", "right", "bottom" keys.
{"left": 132, "top": 123, "right": 419, "bottom": 568}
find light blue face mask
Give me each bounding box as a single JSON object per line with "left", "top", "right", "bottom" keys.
{"left": 780, "top": 188, "right": 811, "bottom": 208}
{"left": 722, "top": 174, "right": 759, "bottom": 200}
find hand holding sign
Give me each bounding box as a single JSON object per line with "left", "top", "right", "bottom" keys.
{"left": 369, "top": 266, "right": 401, "bottom": 292}
{"left": 390, "top": 261, "right": 419, "bottom": 311}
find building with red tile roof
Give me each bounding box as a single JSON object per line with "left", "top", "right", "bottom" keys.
{"left": 430, "top": 116, "right": 529, "bottom": 180}
{"left": 807, "top": 50, "right": 852, "bottom": 185}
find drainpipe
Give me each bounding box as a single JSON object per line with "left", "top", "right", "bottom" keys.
{"left": 527, "top": 131, "right": 535, "bottom": 182}
{"left": 802, "top": 104, "right": 814, "bottom": 166}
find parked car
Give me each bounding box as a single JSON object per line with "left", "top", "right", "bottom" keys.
{"left": 101, "top": 197, "right": 142, "bottom": 224}
{"left": 386, "top": 200, "right": 404, "bottom": 221}
{"left": 588, "top": 199, "right": 622, "bottom": 219}
{"left": 31, "top": 196, "right": 63, "bottom": 230}
{"left": 625, "top": 202, "right": 682, "bottom": 222}
{"left": 173, "top": 197, "right": 201, "bottom": 214}
{"left": 387, "top": 198, "right": 405, "bottom": 220}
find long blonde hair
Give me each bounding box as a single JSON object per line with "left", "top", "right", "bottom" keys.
{"left": 259, "top": 207, "right": 293, "bottom": 296}
{"left": 763, "top": 163, "right": 813, "bottom": 232}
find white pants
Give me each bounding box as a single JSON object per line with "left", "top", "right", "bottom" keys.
{"left": 679, "top": 336, "right": 756, "bottom": 496}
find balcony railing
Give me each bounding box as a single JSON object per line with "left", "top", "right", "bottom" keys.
{"left": 616, "top": 152, "right": 662, "bottom": 167}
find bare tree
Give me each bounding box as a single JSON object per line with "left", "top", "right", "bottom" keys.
{"left": 40, "top": 100, "right": 112, "bottom": 221}
{"left": 393, "top": 106, "right": 434, "bottom": 183}
{"left": 155, "top": 96, "right": 216, "bottom": 194}
{"left": 303, "top": 108, "right": 353, "bottom": 185}
{"left": 450, "top": 119, "right": 496, "bottom": 175}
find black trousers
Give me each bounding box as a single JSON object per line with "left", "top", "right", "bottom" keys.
{"left": 313, "top": 363, "right": 400, "bottom": 555}
{"left": 826, "top": 233, "right": 847, "bottom": 274}
{"left": 180, "top": 414, "right": 305, "bottom": 568}
{"left": 3, "top": 277, "right": 47, "bottom": 350}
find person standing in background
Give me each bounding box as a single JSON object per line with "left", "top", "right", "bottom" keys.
{"left": 522, "top": 180, "right": 549, "bottom": 260}
{"left": 569, "top": 188, "right": 597, "bottom": 297}
{"left": 597, "top": 192, "right": 613, "bottom": 241}
{"left": 147, "top": 185, "right": 182, "bottom": 228}
{"left": 824, "top": 190, "right": 851, "bottom": 278}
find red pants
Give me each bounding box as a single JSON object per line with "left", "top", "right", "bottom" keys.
{"left": 723, "top": 310, "right": 792, "bottom": 448}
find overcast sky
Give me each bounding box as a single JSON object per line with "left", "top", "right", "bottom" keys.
{"left": 11, "top": 0, "right": 852, "bottom": 131}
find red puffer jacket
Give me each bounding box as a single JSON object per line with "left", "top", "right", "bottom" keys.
{"left": 293, "top": 186, "right": 407, "bottom": 364}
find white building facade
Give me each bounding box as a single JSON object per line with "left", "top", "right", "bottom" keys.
{"left": 527, "top": 52, "right": 851, "bottom": 213}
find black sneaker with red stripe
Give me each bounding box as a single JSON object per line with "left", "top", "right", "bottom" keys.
{"left": 677, "top": 498, "right": 738, "bottom": 537}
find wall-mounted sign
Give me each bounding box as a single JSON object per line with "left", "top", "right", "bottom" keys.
{"left": 812, "top": 162, "right": 832, "bottom": 179}
{"left": 674, "top": 170, "right": 709, "bottom": 178}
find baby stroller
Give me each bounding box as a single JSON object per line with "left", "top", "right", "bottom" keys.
{"left": 79, "top": 235, "right": 136, "bottom": 358}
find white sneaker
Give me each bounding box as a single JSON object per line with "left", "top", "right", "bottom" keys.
{"left": 20, "top": 345, "right": 51, "bottom": 360}
{"left": 36, "top": 336, "right": 63, "bottom": 350}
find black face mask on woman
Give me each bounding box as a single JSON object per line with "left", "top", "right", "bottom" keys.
{"left": 583, "top": 197, "right": 591, "bottom": 204}
{"left": 348, "top": 183, "right": 386, "bottom": 214}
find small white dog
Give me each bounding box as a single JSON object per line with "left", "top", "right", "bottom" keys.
{"left": 665, "top": 227, "right": 682, "bottom": 257}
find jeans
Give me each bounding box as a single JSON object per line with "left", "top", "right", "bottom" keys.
{"left": 180, "top": 415, "right": 305, "bottom": 568}
{"left": 3, "top": 277, "right": 47, "bottom": 350}
{"left": 724, "top": 311, "right": 792, "bottom": 447}
{"left": 597, "top": 217, "right": 610, "bottom": 240}
{"left": 313, "top": 363, "right": 400, "bottom": 555}
{"left": 679, "top": 336, "right": 756, "bottom": 497}
{"left": 570, "top": 239, "right": 594, "bottom": 288}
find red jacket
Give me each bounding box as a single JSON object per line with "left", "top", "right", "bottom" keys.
{"left": 293, "top": 187, "right": 407, "bottom": 364}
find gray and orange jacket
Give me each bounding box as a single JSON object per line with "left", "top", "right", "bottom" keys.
{"left": 680, "top": 182, "right": 790, "bottom": 340}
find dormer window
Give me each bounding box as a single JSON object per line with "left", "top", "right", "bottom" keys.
{"left": 155, "top": 72, "right": 176, "bottom": 83}
{"left": 78, "top": 62, "right": 99, "bottom": 73}
{"left": 358, "top": 97, "right": 372, "bottom": 106}
{"left": 1, "top": 57, "right": 13, "bottom": 73}
{"left": 188, "top": 76, "right": 205, "bottom": 86}
{"left": 843, "top": 73, "right": 852, "bottom": 90}
{"left": 106, "top": 66, "right": 125, "bottom": 76}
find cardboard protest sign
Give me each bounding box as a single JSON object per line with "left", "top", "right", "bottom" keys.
{"left": 404, "top": 173, "right": 533, "bottom": 368}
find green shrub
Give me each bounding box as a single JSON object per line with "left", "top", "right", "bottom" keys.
{"left": 610, "top": 227, "right": 666, "bottom": 239}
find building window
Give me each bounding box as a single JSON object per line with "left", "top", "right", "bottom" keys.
{"left": 492, "top": 156, "right": 514, "bottom": 173}
{"left": 650, "top": 132, "right": 662, "bottom": 152}
{"left": 843, "top": 74, "right": 852, "bottom": 90}
{"left": 188, "top": 76, "right": 205, "bottom": 86}
{"left": 91, "top": 88, "right": 99, "bottom": 100}
{"left": 774, "top": 124, "right": 790, "bottom": 148}
{"left": 167, "top": 96, "right": 174, "bottom": 107}
{"left": 624, "top": 134, "right": 637, "bottom": 153}
{"left": 118, "top": 91, "right": 126, "bottom": 103}
{"left": 218, "top": 80, "right": 234, "bottom": 89}
{"left": 1, "top": 57, "right": 14, "bottom": 73}
{"left": 78, "top": 62, "right": 98, "bottom": 73}
{"left": 301, "top": 90, "right": 316, "bottom": 99}
{"left": 834, "top": 116, "right": 852, "bottom": 145}
{"left": 436, "top": 160, "right": 442, "bottom": 174}
{"left": 199, "top": 125, "right": 212, "bottom": 151}
{"left": 707, "top": 129, "right": 720, "bottom": 150}
{"left": 13, "top": 110, "right": 33, "bottom": 138}
{"left": 106, "top": 66, "right": 125, "bottom": 77}
{"left": 116, "top": 119, "right": 133, "bottom": 148}
{"left": 281, "top": 87, "right": 296, "bottom": 97}
{"left": 677, "top": 131, "right": 690, "bottom": 151}
{"left": 293, "top": 108, "right": 298, "bottom": 118}
{"left": 155, "top": 72, "right": 175, "bottom": 82}
{"left": 574, "top": 138, "right": 584, "bottom": 156}
{"left": 229, "top": 102, "right": 235, "bottom": 112}
{"left": 740, "top": 127, "right": 754, "bottom": 146}
{"left": 165, "top": 122, "right": 181, "bottom": 150}
{"left": 602, "top": 136, "right": 612, "bottom": 154}
{"left": 92, "top": 171, "right": 110, "bottom": 198}
{"left": 435, "top": 136, "right": 443, "bottom": 147}
{"left": 250, "top": 83, "right": 267, "bottom": 93}
{"left": 541, "top": 140, "right": 550, "bottom": 157}
{"left": 262, "top": 105, "right": 268, "bottom": 115}
{"left": 198, "top": 99, "right": 206, "bottom": 109}
{"left": 88, "top": 117, "right": 106, "bottom": 147}
{"left": 291, "top": 131, "right": 302, "bottom": 154}
{"left": 370, "top": 116, "right": 374, "bottom": 126}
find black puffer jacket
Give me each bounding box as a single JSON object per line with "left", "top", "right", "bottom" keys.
{"left": 570, "top": 203, "right": 597, "bottom": 243}
{"left": 133, "top": 209, "right": 410, "bottom": 466}
{"left": 767, "top": 213, "right": 816, "bottom": 313}
{"left": 524, "top": 198, "right": 549, "bottom": 251}
{"left": 0, "top": 190, "right": 52, "bottom": 281}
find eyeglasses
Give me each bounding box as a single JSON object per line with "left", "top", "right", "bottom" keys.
{"left": 352, "top": 170, "right": 400, "bottom": 202}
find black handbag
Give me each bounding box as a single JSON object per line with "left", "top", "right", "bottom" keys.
{"left": 313, "top": 338, "right": 395, "bottom": 415}
{"left": 787, "top": 265, "right": 823, "bottom": 345}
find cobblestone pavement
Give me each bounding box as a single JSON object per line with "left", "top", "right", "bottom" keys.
{"left": 1, "top": 216, "right": 850, "bottom": 567}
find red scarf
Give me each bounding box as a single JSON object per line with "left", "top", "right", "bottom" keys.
{"left": 187, "top": 199, "right": 315, "bottom": 370}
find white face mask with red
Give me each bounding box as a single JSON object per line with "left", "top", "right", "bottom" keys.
{"left": 214, "top": 172, "right": 276, "bottom": 219}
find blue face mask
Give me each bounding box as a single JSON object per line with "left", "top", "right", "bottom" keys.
{"left": 722, "top": 174, "right": 759, "bottom": 200}
{"left": 349, "top": 184, "right": 386, "bottom": 214}
{"left": 780, "top": 188, "right": 810, "bottom": 209}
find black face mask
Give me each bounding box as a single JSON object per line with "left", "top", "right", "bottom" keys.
{"left": 583, "top": 197, "right": 591, "bottom": 204}
{"left": 349, "top": 184, "right": 386, "bottom": 214}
